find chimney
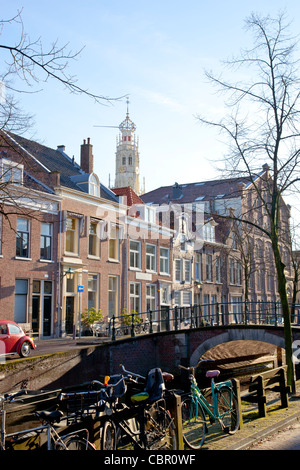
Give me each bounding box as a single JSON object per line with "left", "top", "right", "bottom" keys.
{"left": 80, "top": 137, "right": 93, "bottom": 173}
{"left": 57, "top": 145, "right": 66, "bottom": 153}
{"left": 172, "top": 182, "right": 182, "bottom": 200}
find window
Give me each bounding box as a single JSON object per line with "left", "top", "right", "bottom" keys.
{"left": 195, "top": 253, "right": 202, "bottom": 281}
{"left": 40, "top": 222, "right": 52, "bottom": 260}
{"left": 160, "top": 284, "right": 170, "bottom": 305}
{"left": 109, "top": 224, "right": 120, "bottom": 261}
{"left": 146, "top": 207, "right": 155, "bottom": 223}
{"left": 88, "top": 274, "right": 99, "bottom": 310}
{"left": 14, "top": 279, "right": 28, "bottom": 323}
{"left": 108, "top": 276, "right": 118, "bottom": 318}
{"left": 146, "top": 244, "right": 156, "bottom": 271}
{"left": 89, "top": 174, "right": 100, "bottom": 197}
{"left": 175, "top": 259, "right": 182, "bottom": 282}
{"left": 216, "top": 256, "right": 221, "bottom": 283}
{"left": 204, "top": 223, "right": 215, "bottom": 242}
{"left": 65, "top": 217, "right": 78, "bottom": 254}
{"left": 159, "top": 247, "right": 170, "bottom": 274}
{"left": 89, "top": 221, "right": 100, "bottom": 257}
{"left": 16, "top": 218, "right": 30, "bottom": 258}
{"left": 229, "top": 258, "right": 242, "bottom": 285}
{"left": 206, "top": 254, "right": 212, "bottom": 282}
{"left": 146, "top": 284, "right": 156, "bottom": 317}
{"left": 229, "top": 258, "right": 235, "bottom": 284}
{"left": 129, "top": 240, "right": 141, "bottom": 269}
{"left": 184, "top": 260, "right": 192, "bottom": 283}
{"left": 2, "top": 159, "right": 23, "bottom": 184}
{"left": 174, "top": 291, "right": 180, "bottom": 306}
{"left": 130, "top": 282, "right": 141, "bottom": 313}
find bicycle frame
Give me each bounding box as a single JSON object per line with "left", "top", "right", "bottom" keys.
{"left": 1, "top": 394, "right": 92, "bottom": 450}
{"left": 188, "top": 374, "right": 234, "bottom": 422}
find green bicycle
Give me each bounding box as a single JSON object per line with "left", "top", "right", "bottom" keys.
{"left": 179, "top": 360, "right": 240, "bottom": 449}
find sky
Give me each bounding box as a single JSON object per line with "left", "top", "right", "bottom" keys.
{"left": 1, "top": 0, "right": 300, "bottom": 225}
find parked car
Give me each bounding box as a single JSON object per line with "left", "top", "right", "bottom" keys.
{"left": 0, "top": 320, "right": 36, "bottom": 358}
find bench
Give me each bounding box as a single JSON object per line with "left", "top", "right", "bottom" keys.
{"left": 241, "top": 365, "right": 290, "bottom": 418}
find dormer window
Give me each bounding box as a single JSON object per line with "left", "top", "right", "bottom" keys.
{"left": 1, "top": 159, "right": 23, "bottom": 184}
{"left": 89, "top": 173, "right": 100, "bottom": 197}
{"left": 204, "top": 222, "right": 215, "bottom": 242}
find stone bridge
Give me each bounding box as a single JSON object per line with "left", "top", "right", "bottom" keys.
{"left": 1, "top": 324, "right": 300, "bottom": 393}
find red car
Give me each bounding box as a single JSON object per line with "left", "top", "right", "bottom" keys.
{"left": 0, "top": 320, "right": 36, "bottom": 358}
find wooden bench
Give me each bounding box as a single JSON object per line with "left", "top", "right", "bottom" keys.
{"left": 241, "top": 365, "right": 290, "bottom": 418}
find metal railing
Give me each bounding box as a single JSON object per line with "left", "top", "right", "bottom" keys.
{"left": 105, "top": 300, "right": 300, "bottom": 341}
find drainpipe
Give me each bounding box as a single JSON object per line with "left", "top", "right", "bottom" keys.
{"left": 57, "top": 202, "right": 62, "bottom": 337}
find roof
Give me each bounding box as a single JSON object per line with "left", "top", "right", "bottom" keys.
{"left": 112, "top": 186, "right": 144, "bottom": 206}
{"left": 3, "top": 132, "right": 118, "bottom": 203}
{"left": 141, "top": 177, "right": 251, "bottom": 205}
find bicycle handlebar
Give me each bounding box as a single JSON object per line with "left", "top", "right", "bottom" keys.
{"left": 92, "top": 376, "right": 126, "bottom": 389}
{"left": 178, "top": 359, "right": 215, "bottom": 373}
{"left": 119, "top": 364, "right": 146, "bottom": 381}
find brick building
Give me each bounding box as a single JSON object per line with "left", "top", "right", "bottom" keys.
{"left": 0, "top": 132, "right": 174, "bottom": 337}
{"left": 141, "top": 169, "right": 293, "bottom": 318}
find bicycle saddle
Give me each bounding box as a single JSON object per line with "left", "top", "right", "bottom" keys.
{"left": 206, "top": 370, "right": 220, "bottom": 378}
{"left": 37, "top": 409, "right": 64, "bottom": 424}
{"left": 130, "top": 392, "right": 149, "bottom": 404}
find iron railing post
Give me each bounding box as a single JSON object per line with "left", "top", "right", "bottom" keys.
{"left": 174, "top": 306, "right": 178, "bottom": 331}
{"left": 111, "top": 316, "right": 116, "bottom": 341}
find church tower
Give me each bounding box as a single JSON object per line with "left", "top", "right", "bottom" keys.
{"left": 114, "top": 100, "right": 141, "bottom": 194}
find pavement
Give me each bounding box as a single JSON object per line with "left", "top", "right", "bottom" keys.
{"left": 201, "top": 380, "right": 300, "bottom": 450}
{"left": 33, "top": 336, "right": 300, "bottom": 451}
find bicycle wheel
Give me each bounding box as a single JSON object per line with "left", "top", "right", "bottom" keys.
{"left": 145, "top": 405, "right": 177, "bottom": 450}
{"left": 57, "top": 436, "right": 95, "bottom": 450}
{"left": 217, "top": 386, "right": 239, "bottom": 434}
{"left": 181, "top": 396, "right": 206, "bottom": 449}
{"left": 102, "top": 419, "right": 117, "bottom": 450}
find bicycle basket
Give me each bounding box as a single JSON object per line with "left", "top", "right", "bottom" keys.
{"left": 144, "top": 368, "right": 165, "bottom": 402}
{"left": 58, "top": 390, "right": 103, "bottom": 418}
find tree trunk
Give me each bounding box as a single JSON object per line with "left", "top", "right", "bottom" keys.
{"left": 272, "top": 238, "right": 295, "bottom": 391}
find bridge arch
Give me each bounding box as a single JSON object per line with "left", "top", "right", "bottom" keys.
{"left": 190, "top": 328, "right": 285, "bottom": 366}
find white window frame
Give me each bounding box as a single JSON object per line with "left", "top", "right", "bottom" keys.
{"left": 88, "top": 273, "right": 99, "bottom": 310}
{"left": 159, "top": 247, "right": 170, "bottom": 275}
{"left": 109, "top": 224, "right": 120, "bottom": 261}
{"left": 130, "top": 282, "right": 141, "bottom": 313}
{"left": 146, "top": 244, "right": 156, "bottom": 272}
{"left": 108, "top": 275, "right": 119, "bottom": 318}
{"left": 174, "top": 259, "right": 182, "bottom": 283}
{"left": 40, "top": 222, "right": 53, "bottom": 261}
{"left": 65, "top": 217, "right": 79, "bottom": 255}
{"left": 129, "top": 240, "right": 141, "bottom": 270}
{"left": 195, "top": 252, "right": 202, "bottom": 282}
{"left": 1, "top": 158, "right": 23, "bottom": 184}
{"left": 184, "top": 260, "right": 192, "bottom": 283}
{"left": 16, "top": 217, "right": 30, "bottom": 259}
{"left": 206, "top": 254, "right": 212, "bottom": 282}
{"left": 89, "top": 220, "right": 102, "bottom": 258}
{"left": 146, "top": 284, "right": 157, "bottom": 318}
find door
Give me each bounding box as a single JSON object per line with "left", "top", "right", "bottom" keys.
{"left": 66, "top": 296, "right": 74, "bottom": 335}
{"left": 43, "top": 296, "right": 52, "bottom": 336}
{"left": 32, "top": 295, "right": 40, "bottom": 335}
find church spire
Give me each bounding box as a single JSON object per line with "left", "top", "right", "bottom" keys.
{"left": 114, "top": 99, "right": 141, "bottom": 194}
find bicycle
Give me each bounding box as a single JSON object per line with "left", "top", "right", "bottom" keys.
{"left": 100, "top": 364, "right": 177, "bottom": 450}
{"left": 179, "top": 360, "right": 240, "bottom": 449}
{"left": 0, "top": 390, "right": 96, "bottom": 450}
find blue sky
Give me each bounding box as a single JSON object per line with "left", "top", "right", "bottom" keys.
{"left": 2, "top": 1, "right": 300, "bottom": 222}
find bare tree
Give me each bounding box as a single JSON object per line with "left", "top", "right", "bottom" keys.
{"left": 0, "top": 9, "right": 122, "bottom": 222}
{"left": 0, "top": 10, "right": 119, "bottom": 127}
{"left": 198, "top": 12, "right": 300, "bottom": 389}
